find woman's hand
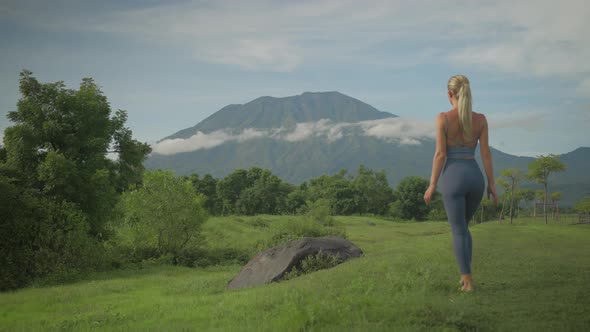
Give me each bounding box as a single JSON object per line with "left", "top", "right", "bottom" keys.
{"left": 424, "top": 184, "right": 436, "bottom": 205}
{"left": 487, "top": 183, "right": 498, "bottom": 205}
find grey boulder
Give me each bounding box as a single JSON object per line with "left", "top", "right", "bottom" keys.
{"left": 227, "top": 235, "right": 363, "bottom": 290}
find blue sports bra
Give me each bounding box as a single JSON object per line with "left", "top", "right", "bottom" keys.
{"left": 444, "top": 113, "right": 479, "bottom": 159}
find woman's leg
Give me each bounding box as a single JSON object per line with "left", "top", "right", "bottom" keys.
{"left": 465, "top": 171, "right": 485, "bottom": 266}
{"left": 442, "top": 192, "right": 471, "bottom": 275}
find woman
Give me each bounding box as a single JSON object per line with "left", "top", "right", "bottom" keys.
{"left": 423, "top": 74, "right": 498, "bottom": 292}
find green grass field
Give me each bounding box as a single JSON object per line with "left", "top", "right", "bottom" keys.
{"left": 1, "top": 216, "right": 589, "bottom": 331}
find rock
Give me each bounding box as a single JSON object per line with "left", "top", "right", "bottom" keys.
{"left": 227, "top": 236, "right": 363, "bottom": 290}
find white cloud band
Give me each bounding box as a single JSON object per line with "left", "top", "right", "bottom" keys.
{"left": 151, "top": 117, "right": 436, "bottom": 155}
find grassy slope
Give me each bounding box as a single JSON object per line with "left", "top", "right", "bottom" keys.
{"left": 1, "top": 216, "right": 589, "bottom": 331}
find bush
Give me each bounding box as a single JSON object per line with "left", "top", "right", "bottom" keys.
{"left": 281, "top": 250, "right": 342, "bottom": 280}
{"left": 306, "top": 198, "right": 335, "bottom": 226}
{"left": 0, "top": 176, "right": 108, "bottom": 290}
{"left": 257, "top": 217, "right": 347, "bottom": 251}
{"left": 111, "top": 170, "right": 208, "bottom": 263}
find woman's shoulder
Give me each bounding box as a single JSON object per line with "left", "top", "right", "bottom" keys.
{"left": 473, "top": 111, "right": 487, "bottom": 121}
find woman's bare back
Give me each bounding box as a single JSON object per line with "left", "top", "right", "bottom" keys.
{"left": 444, "top": 110, "right": 484, "bottom": 148}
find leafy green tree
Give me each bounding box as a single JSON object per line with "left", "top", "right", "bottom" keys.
{"left": 117, "top": 171, "right": 207, "bottom": 261}
{"left": 499, "top": 169, "right": 524, "bottom": 224}
{"left": 217, "top": 169, "right": 251, "bottom": 214}
{"left": 352, "top": 165, "right": 394, "bottom": 215}
{"left": 390, "top": 176, "right": 431, "bottom": 221}
{"left": 308, "top": 170, "right": 361, "bottom": 215}
{"left": 284, "top": 185, "right": 308, "bottom": 214}
{"left": 527, "top": 154, "right": 566, "bottom": 224}
{"left": 2, "top": 70, "right": 150, "bottom": 236}
{"left": 0, "top": 174, "right": 103, "bottom": 290}
{"left": 190, "top": 173, "right": 222, "bottom": 215}
{"left": 215, "top": 167, "right": 292, "bottom": 215}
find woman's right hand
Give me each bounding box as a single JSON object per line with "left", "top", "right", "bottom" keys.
{"left": 487, "top": 183, "right": 498, "bottom": 205}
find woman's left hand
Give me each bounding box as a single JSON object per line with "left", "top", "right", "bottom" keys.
{"left": 423, "top": 184, "right": 436, "bottom": 205}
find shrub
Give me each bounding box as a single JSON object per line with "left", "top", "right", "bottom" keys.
{"left": 256, "top": 217, "right": 347, "bottom": 252}
{"left": 0, "top": 176, "right": 108, "bottom": 290}
{"left": 281, "top": 250, "right": 342, "bottom": 280}
{"left": 112, "top": 170, "right": 208, "bottom": 263}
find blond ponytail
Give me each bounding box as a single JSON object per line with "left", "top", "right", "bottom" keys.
{"left": 448, "top": 75, "right": 473, "bottom": 142}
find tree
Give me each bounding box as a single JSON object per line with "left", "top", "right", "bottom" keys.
{"left": 284, "top": 185, "right": 308, "bottom": 214}
{"left": 117, "top": 171, "right": 207, "bottom": 261}
{"left": 519, "top": 189, "right": 535, "bottom": 217}
{"left": 550, "top": 192, "right": 562, "bottom": 221}
{"left": 190, "top": 174, "right": 222, "bottom": 215}
{"left": 0, "top": 173, "right": 102, "bottom": 290}
{"left": 527, "top": 154, "right": 566, "bottom": 224}
{"left": 496, "top": 178, "right": 511, "bottom": 222}
{"left": 534, "top": 190, "right": 545, "bottom": 217}
{"left": 390, "top": 176, "right": 432, "bottom": 221}
{"left": 352, "top": 165, "right": 394, "bottom": 215}
{"left": 308, "top": 171, "right": 361, "bottom": 215}
{"left": 575, "top": 196, "right": 590, "bottom": 214}
{"left": 499, "top": 169, "right": 524, "bottom": 224}
{"left": 216, "top": 169, "right": 251, "bottom": 214}
{"left": 2, "top": 70, "right": 151, "bottom": 236}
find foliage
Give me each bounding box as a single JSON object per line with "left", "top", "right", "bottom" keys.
{"left": 550, "top": 192, "right": 562, "bottom": 202}
{"left": 307, "top": 170, "right": 362, "bottom": 215}
{"left": 389, "top": 176, "right": 432, "bottom": 221}
{"left": 306, "top": 198, "right": 334, "bottom": 226}
{"left": 114, "top": 170, "right": 208, "bottom": 262}
{"left": 527, "top": 154, "right": 566, "bottom": 223}
{"left": 574, "top": 196, "right": 590, "bottom": 213}
{"left": 190, "top": 174, "right": 222, "bottom": 215}
{"left": 284, "top": 185, "right": 309, "bottom": 214}
{"left": 260, "top": 217, "right": 347, "bottom": 251}
{"left": 0, "top": 175, "right": 106, "bottom": 291}
{"left": 281, "top": 250, "right": 343, "bottom": 281}
{"left": 352, "top": 165, "right": 395, "bottom": 215}
{"left": 2, "top": 70, "right": 151, "bottom": 236}
{"left": 216, "top": 167, "right": 292, "bottom": 215}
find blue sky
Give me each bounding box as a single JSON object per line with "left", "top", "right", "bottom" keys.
{"left": 1, "top": 0, "right": 589, "bottom": 156}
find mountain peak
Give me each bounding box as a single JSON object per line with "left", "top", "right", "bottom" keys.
{"left": 164, "top": 91, "right": 396, "bottom": 140}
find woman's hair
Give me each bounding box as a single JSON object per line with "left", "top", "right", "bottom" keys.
{"left": 447, "top": 75, "right": 473, "bottom": 141}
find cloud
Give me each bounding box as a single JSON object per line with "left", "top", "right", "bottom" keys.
{"left": 575, "top": 78, "right": 590, "bottom": 98}
{"left": 151, "top": 128, "right": 268, "bottom": 155}
{"left": 487, "top": 111, "right": 548, "bottom": 130}
{"left": 151, "top": 117, "right": 436, "bottom": 155}
{"left": 7, "top": 0, "right": 587, "bottom": 78}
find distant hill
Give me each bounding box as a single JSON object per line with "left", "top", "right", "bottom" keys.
{"left": 163, "top": 91, "right": 395, "bottom": 141}
{"left": 146, "top": 92, "right": 590, "bottom": 206}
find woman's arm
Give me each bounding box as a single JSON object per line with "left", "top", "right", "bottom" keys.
{"left": 425, "top": 113, "right": 447, "bottom": 204}
{"left": 479, "top": 114, "right": 498, "bottom": 204}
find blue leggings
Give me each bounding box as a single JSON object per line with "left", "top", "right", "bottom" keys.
{"left": 441, "top": 158, "right": 485, "bottom": 274}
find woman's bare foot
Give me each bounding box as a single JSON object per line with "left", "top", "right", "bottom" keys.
{"left": 460, "top": 274, "right": 474, "bottom": 292}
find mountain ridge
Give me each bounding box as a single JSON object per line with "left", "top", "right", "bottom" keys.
{"left": 163, "top": 91, "right": 396, "bottom": 141}
{"left": 146, "top": 92, "right": 590, "bottom": 206}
